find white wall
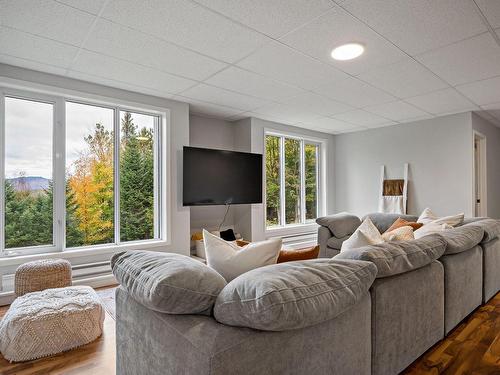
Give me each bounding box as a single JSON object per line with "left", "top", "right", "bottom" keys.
{"left": 0, "top": 64, "right": 191, "bottom": 260}
{"left": 334, "top": 113, "right": 474, "bottom": 217}
{"left": 471, "top": 113, "right": 500, "bottom": 219}
{"left": 189, "top": 115, "right": 237, "bottom": 231}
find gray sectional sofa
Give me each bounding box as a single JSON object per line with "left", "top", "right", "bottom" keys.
{"left": 113, "top": 213, "right": 500, "bottom": 375}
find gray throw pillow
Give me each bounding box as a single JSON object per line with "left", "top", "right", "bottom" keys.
{"left": 111, "top": 250, "right": 227, "bottom": 314}
{"left": 214, "top": 258, "right": 377, "bottom": 331}
{"left": 335, "top": 234, "right": 446, "bottom": 278}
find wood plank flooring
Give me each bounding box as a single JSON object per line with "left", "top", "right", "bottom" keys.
{"left": 0, "top": 289, "right": 498, "bottom": 374}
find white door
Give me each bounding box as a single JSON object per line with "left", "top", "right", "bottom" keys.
{"left": 473, "top": 132, "right": 487, "bottom": 217}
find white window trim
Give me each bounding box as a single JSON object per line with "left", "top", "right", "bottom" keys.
{"left": 0, "top": 82, "right": 171, "bottom": 259}
{"left": 264, "top": 129, "right": 326, "bottom": 237}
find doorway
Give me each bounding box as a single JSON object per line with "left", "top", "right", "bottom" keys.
{"left": 473, "top": 131, "right": 487, "bottom": 217}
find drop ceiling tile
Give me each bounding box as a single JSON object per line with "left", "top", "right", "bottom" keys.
{"left": 364, "top": 101, "right": 429, "bottom": 122}
{"left": 0, "top": 54, "right": 68, "bottom": 76}
{"left": 101, "top": 0, "right": 269, "bottom": 63}
{"left": 252, "top": 103, "right": 320, "bottom": 124}
{"left": 302, "top": 116, "right": 362, "bottom": 132}
{"left": 181, "top": 84, "right": 270, "bottom": 112}
{"left": 237, "top": 41, "right": 348, "bottom": 90}
{"left": 71, "top": 51, "right": 196, "bottom": 95}
{"left": 481, "top": 102, "right": 500, "bottom": 121}
{"left": 84, "top": 19, "right": 227, "bottom": 81}
{"left": 338, "top": 0, "right": 486, "bottom": 55}
{"left": 66, "top": 70, "right": 175, "bottom": 98}
{"left": 173, "top": 96, "right": 245, "bottom": 119}
{"left": 456, "top": 76, "right": 500, "bottom": 106}
{"left": 0, "top": 27, "right": 78, "bottom": 69}
{"left": 280, "top": 6, "right": 406, "bottom": 75}
{"left": 0, "top": 0, "right": 96, "bottom": 46}
{"left": 474, "top": 0, "right": 500, "bottom": 28}
{"left": 332, "top": 109, "right": 394, "bottom": 127}
{"left": 192, "top": 0, "right": 333, "bottom": 38}
{"left": 313, "top": 76, "right": 396, "bottom": 108}
{"left": 205, "top": 66, "right": 304, "bottom": 102}
{"left": 280, "top": 92, "right": 353, "bottom": 117}
{"left": 406, "top": 88, "right": 478, "bottom": 115}
{"left": 55, "top": 0, "right": 106, "bottom": 15}
{"left": 416, "top": 33, "right": 500, "bottom": 86}
{"left": 357, "top": 58, "right": 448, "bottom": 98}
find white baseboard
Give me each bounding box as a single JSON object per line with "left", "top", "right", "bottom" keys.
{"left": 0, "top": 273, "right": 118, "bottom": 307}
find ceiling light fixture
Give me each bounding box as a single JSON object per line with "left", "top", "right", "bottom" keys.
{"left": 331, "top": 43, "right": 365, "bottom": 61}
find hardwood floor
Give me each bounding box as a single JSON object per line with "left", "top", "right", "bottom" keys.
{"left": 0, "top": 289, "right": 499, "bottom": 374}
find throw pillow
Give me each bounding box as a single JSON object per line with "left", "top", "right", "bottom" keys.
{"left": 341, "top": 217, "right": 384, "bottom": 251}
{"left": 386, "top": 217, "right": 423, "bottom": 232}
{"left": 111, "top": 250, "right": 227, "bottom": 314}
{"left": 417, "top": 208, "right": 464, "bottom": 226}
{"left": 382, "top": 225, "right": 415, "bottom": 242}
{"left": 203, "top": 230, "right": 281, "bottom": 281}
{"left": 414, "top": 222, "right": 453, "bottom": 239}
{"left": 277, "top": 245, "right": 319, "bottom": 263}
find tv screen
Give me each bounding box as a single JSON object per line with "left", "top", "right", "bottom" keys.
{"left": 183, "top": 147, "right": 263, "bottom": 206}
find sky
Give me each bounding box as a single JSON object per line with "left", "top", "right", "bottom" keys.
{"left": 5, "top": 97, "right": 155, "bottom": 179}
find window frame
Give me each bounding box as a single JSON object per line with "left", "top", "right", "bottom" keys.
{"left": 264, "top": 129, "right": 326, "bottom": 236}
{"left": 0, "top": 85, "right": 169, "bottom": 258}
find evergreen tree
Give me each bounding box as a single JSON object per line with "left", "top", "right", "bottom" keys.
{"left": 120, "top": 113, "right": 154, "bottom": 241}
{"left": 65, "top": 180, "right": 84, "bottom": 247}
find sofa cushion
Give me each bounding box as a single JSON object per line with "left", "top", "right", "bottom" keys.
{"left": 440, "top": 226, "right": 484, "bottom": 254}
{"left": 327, "top": 234, "right": 351, "bottom": 250}
{"left": 111, "top": 250, "right": 227, "bottom": 314}
{"left": 363, "top": 213, "right": 418, "bottom": 233}
{"left": 214, "top": 259, "right": 377, "bottom": 331}
{"left": 335, "top": 234, "right": 446, "bottom": 278}
{"left": 463, "top": 219, "right": 500, "bottom": 243}
{"left": 316, "top": 213, "right": 361, "bottom": 238}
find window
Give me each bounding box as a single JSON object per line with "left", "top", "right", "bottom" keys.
{"left": 265, "top": 133, "right": 321, "bottom": 229}
{"left": 4, "top": 97, "right": 54, "bottom": 249}
{"left": 1, "top": 88, "right": 166, "bottom": 256}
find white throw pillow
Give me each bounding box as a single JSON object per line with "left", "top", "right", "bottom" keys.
{"left": 382, "top": 225, "right": 415, "bottom": 242}
{"left": 417, "top": 208, "right": 464, "bottom": 227}
{"left": 414, "top": 222, "right": 453, "bottom": 239}
{"left": 203, "top": 230, "right": 281, "bottom": 281}
{"left": 341, "top": 217, "right": 384, "bottom": 252}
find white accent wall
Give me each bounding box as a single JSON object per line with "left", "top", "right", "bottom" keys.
{"left": 334, "top": 112, "right": 475, "bottom": 218}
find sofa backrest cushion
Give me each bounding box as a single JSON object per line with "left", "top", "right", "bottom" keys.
{"left": 439, "top": 226, "right": 484, "bottom": 254}
{"left": 362, "top": 213, "right": 419, "bottom": 233}
{"left": 463, "top": 219, "right": 500, "bottom": 243}
{"left": 111, "top": 250, "right": 227, "bottom": 315}
{"left": 316, "top": 213, "right": 361, "bottom": 238}
{"left": 335, "top": 234, "right": 446, "bottom": 278}
{"left": 214, "top": 259, "right": 377, "bottom": 331}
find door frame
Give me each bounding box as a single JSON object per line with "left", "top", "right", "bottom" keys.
{"left": 472, "top": 130, "right": 487, "bottom": 217}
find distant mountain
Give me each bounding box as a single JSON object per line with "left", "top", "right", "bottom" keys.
{"left": 7, "top": 176, "right": 50, "bottom": 191}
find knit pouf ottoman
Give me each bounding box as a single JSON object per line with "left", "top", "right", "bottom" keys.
{"left": 0, "top": 286, "right": 105, "bottom": 362}
{"left": 15, "top": 259, "right": 72, "bottom": 296}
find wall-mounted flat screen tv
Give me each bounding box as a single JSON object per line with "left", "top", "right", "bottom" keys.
{"left": 183, "top": 146, "right": 263, "bottom": 206}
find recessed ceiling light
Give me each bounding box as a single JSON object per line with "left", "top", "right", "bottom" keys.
{"left": 331, "top": 43, "right": 365, "bottom": 61}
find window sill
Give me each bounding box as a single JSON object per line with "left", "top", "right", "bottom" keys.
{"left": 265, "top": 223, "right": 319, "bottom": 239}
{"left": 0, "top": 240, "right": 171, "bottom": 269}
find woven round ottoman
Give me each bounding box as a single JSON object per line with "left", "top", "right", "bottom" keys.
{"left": 15, "top": 259, "right": 71, "bottom": 296}
{"left": 0, "top": 286, "right": 105, "bottom": 362}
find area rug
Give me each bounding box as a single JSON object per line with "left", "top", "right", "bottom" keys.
{"left": 97, "top": 287, "right": 117, "bottom": 320}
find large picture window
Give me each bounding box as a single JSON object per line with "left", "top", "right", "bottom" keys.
{"left": 265, "top": 133, "right": 320, "bottom": 229}
{"left": 1, "top": 88, "right": 166, "bottom": 256}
